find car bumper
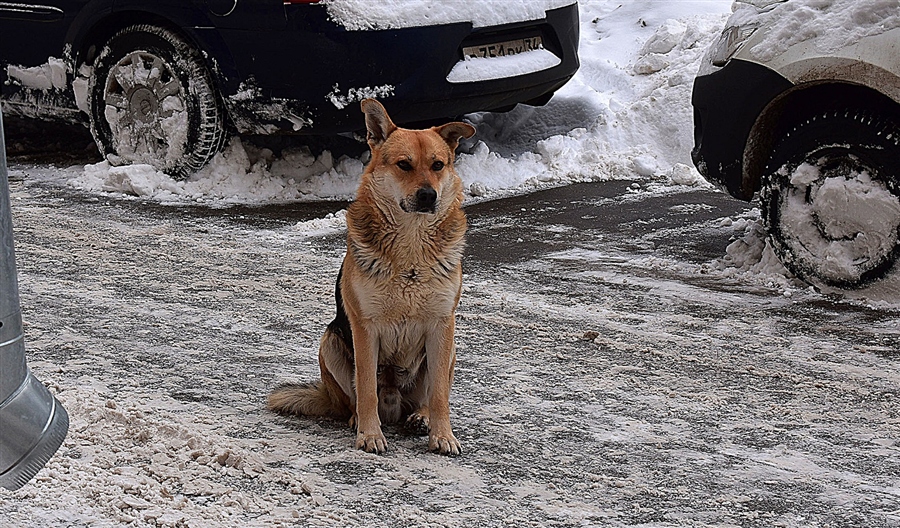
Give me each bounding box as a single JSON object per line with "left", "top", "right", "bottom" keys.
{"left": 205, "top": 3, "right": 580, "bottom": 135}
{"left": 691, "top": 58, "right": 792, "bottom": 201}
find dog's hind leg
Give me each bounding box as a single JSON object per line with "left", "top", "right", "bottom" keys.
{"left": 267, "top": 326, "right": 355, "bottom": 421}
{"left": 318, "top": 326, "right": 356, "bottom": 422}
{"left": 403, "top": 364, "right": 431, "bottom": 434}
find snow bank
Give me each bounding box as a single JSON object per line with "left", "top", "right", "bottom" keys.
{"left": 73, "top": 139, "right": 363, "bottom": 205}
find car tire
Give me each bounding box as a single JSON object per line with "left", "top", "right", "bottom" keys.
{"left": 760, "top": 108, "right": 900, "bottom": 288}
{"left": 88, "top": 24, "right": 227, "bottom": 179}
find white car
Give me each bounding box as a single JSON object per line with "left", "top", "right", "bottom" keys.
{"left": 691, "top": 0, "right": 900, "bottom": 290}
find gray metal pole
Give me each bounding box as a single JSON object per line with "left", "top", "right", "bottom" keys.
{"left": 0, "top": 110, "right": 69, "bottom": 491}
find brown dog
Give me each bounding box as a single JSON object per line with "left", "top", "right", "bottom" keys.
{"left": 268, "top": 99, "right": 475, "bottom": 455}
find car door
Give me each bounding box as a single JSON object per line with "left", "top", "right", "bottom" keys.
{"left": 0, "top": 1, "right": 88, "bottom": 113}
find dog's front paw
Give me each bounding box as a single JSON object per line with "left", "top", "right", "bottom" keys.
{"left": 429, "top": 431, "right": 461, "bottom": 456}
{"left": 406, "top": 408, "right": 430, "bottom": 435}
{"left": 356, "top": 430, "right": 388, "bottom": 454}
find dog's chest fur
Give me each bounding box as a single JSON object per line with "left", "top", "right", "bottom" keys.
{"left": 345, "top": 203, "right": 465, "bottom": 364}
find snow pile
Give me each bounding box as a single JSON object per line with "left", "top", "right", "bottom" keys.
{"left": 292, "top": 209, "right": 348, "bottom": 237}
{"left": 711, "top": 210, "right": 795, "bottom": 290}
{"left": 74, "top": 139, "right": 363, "bottom": 205}
{"left": 66, "top": 1, "right": 731, "bottom": 206}
{"left": 322, "top": 0, "right": 577, "bottom": 31}
{"left": 7, "top": 381, "right": 319, "bottom": 527}
{"left": 734, "top": 0, "right": 900, "bottom": 62}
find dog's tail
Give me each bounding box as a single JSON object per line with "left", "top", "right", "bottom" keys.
{"left": 267, "top": 382, "right": 348, "bottom": 419}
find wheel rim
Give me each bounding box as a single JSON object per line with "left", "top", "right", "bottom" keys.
{"left": 774, "top": 151, "right": 900, "bottom": 286}
{"left": 102, "top": 51, "right": 188, "bottom": 170}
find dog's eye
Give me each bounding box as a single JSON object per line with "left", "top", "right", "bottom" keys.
{"left": 397, "top": 160, "right": 413, "bottom": 172}
{"left": 431, "top": 161, "right": 444, "bottom": 172}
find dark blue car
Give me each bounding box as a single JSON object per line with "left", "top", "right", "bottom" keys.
{"left": 0, "top": 0, "right": 580, "bottom": 177}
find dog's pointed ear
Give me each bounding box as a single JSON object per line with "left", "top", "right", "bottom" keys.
{"left": 361, "top": 99, "right": 397, "bottom": 148}
{"left": 436, "top": 122, "right": 476, "bottom": 152}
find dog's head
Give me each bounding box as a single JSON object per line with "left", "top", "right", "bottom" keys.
{"left": 360, "top": 99, "right": 475, "bottom": 215}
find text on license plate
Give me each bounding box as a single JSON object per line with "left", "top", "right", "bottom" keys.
{"left": 463, "top": 36, "right": 543, "bottom": 59}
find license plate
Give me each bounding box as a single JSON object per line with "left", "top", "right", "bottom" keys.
{"left": 463, "top": 36, "right": 543, "bottom": 59}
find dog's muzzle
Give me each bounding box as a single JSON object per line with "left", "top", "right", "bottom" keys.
{"left": 411, "top": 186, "right": 437, "bottom": 214}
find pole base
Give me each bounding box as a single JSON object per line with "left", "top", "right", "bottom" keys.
{"left": 0, "top": 372, "right": 70, "bottom": 491}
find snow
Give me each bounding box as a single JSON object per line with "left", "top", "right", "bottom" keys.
{"left": 777, "top": 161, "right": 900, "bottom": 284}
{"left": 6, "top": 57, "right": 68, "bottom": 91}
{"left": 326, "top": 84, "right": 395, "bottom": 110}
{"left": 72, "top": 65, "right": 93, "bottom": 114}
{"left": 446, "top": 49, "right": 561, "bottom": 84}
{"left": 101, "top": 54, "right": 189, "bottom": 169}
{"left": 322, "top": 0, "right": 577, "bottom": 31}
{"left": 732, "top": 0, "right": 900, "bottom": 62}
{"left": 65, "top": 0, "right": 729, "bottom": 207}
{"left": 28, "top": 0, "right": 899, "bottom": 298}
{"left": 13, "top": 0, "right": 898, "bottom": 300}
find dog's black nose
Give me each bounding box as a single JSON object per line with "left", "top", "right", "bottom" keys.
{"left": 415, "top": 186, "right": 437, "bottom": 212}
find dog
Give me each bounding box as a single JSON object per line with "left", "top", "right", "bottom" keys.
{"left": 268, "top": 99, "right": 475, "bottom": 455}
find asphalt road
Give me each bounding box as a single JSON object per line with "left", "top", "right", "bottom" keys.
{"left": 1, "top": 128, "right": 899, "bottom": 527}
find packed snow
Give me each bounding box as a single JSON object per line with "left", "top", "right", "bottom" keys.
{"left": 6, "top": 57, "right": 68, "bottom": 91}
{"left": 446, "top": 49, "right": 562, "bottom": 84}
{"left": 322, "top": 0, "right": 577, "bottom": 31}
{"left": 101, "top": 53, "right": 189, "bottom": 170}
{"left": 777, "top": 162, "right": 900, "bottom": 285}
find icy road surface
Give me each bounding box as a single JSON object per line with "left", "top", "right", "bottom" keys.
{"left": 1, "top": 173, "right": 898, "bottom": 527}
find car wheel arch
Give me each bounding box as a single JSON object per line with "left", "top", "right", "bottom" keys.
{"left": 742, "top": 81, "right": 900, "bottom": 201}
{"left": 70, "top": 9, "right": 239, "bottom": 97}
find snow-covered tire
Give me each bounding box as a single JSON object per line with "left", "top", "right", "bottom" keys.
{"left": 88, "top": 25, "right": 227, "bottom": 179}
{"left": 760, "top": 108, "right": 900, "bottom": 288}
